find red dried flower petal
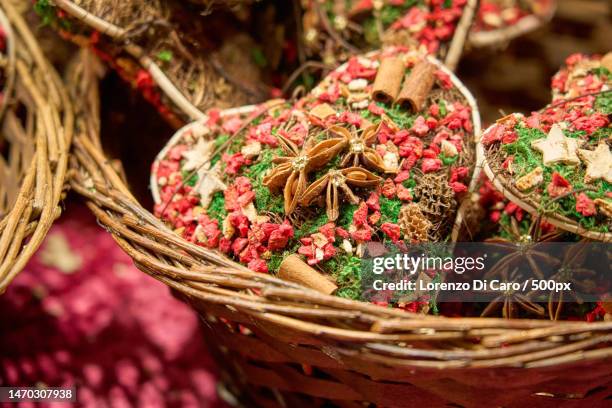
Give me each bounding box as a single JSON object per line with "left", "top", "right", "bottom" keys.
{"left": 576, "top": 193, "right": 596, "bottom": 217}
{"left": 366, "top": 192, "right": 380, "bottom": 211}
{"left": 450, "top": 181, "right": 468, "bottom": 194}
{"left": 547, "top": 172, "right": 572, "bottom": 198}
{"left": 381, "top": 178, "right": 397, "bottom": 198}
{"left": 353, "top": 202, "right": 369, "bottom": 226}
{"left": 396, "top": 184, "right": 413, "bottom": 201}
{"left": 411, "top": 116, "right": 429, "bottom": 137}
{"left": 381, "top": 223, "right": 401, "bottom": 243}
{"left": 421, "top": 158, "right": 442, "bottom": 173}
{"left": 247, "top": 258, "right": 268, "bottom": 273}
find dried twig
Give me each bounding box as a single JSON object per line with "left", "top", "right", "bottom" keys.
{"left": 445, "top": 0, "right": 478, "bottom": 71}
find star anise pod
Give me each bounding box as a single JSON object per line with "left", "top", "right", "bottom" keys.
{"left": 301, "top": 167, "right": 382, "bottom": 221}
{"left": 547, "top": 240, "right": 597, "bottom": 320}
{"left": 330, "top": 124, "right": 389, "bottom": 173}
{"left": 481, "top": 267, "right": 545, "bottom": 319}
{"left": 262, "top": 134, "right": 345, "bottom": 215}
{"left": 485, "top": 215, "right": 562, "bottom": 280}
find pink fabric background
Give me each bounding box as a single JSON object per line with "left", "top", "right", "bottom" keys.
{"left": 0, "top": 203, "right": 226, "bottom": 407}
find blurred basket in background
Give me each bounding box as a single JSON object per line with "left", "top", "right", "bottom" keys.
{"left": 0, "top": 0, "right": 73, "bottom": 292}
{"left": 38, "top": 0, "right": 270, "bottom": 125}
{"left": 468, "top": 0, "right": 557, "bottom": 48}
{"left": 299, "top": 0, "right": 478, "bottom": 71}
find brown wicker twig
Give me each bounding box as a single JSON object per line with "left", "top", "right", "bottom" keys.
{"left": 0, "top": 0, "right": 73, "bottom": 292}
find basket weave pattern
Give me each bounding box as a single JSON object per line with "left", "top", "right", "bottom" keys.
{"left": 68, "top": 52, "right": 612, "bottom": 407}
{"left": 0, "top": 0, "right": 73, "bottom": 291}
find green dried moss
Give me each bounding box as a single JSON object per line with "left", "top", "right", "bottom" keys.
{"left": 295, "top": 212, "right": 329, "bottom": 240}
{"left": 439, "top": 152, "right": 458, "bottom": 166}
{"left": 248, "top": 148, "right": 285, "bottom": 214}
{"left": 34, "top": 0, "right": 71, "bottom": 29}
{"left": 323, "top": 255, "right": 362, "bottom": 300}
{"left": 207, "top": 192, "right": 227, "bottom": 224}
{"left": 337, "top": 203, "right": 358, "bottom": 229}
{"left": 379, "top": 196, "right": 402, "bottom": 224}
{"left": 502, "top": 125, "right": 547, "bottom": 174}
{"left": 181, "top": 169, "right": 198, "bottom": 187}
{"left": 381, "top": 102, "right": 416, "bottom": 129}
{"left": 595, "top": 90, "right": 612, "bottom": 115}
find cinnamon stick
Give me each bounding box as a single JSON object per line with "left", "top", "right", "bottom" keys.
{"left": 278, "top": 254, "right": 338, "bottom": 295}
{"left": 396, "top": 60, "right": 436, "bottom": 112}
{"left": 371, "top": 56, "right": 405, "bottom": 104}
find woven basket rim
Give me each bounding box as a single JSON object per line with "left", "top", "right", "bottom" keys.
{"left": 478, "top": 123, "right": 612, "bottom": 242}
{"left": 468, "top": 0, "right": 557, "bottom": 48}
{"left": 0, "top": 0, "right": 73, "bottom": 291}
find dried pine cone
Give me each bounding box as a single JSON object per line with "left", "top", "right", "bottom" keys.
{"left": 398, "top": 204, "right": 432, "bottom": 243}
{"left": 413, "top": 173, "right": 456, "bottom": 240}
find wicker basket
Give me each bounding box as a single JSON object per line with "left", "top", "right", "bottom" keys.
{"left": 468, "top": 0, "right": 557, "bottom": 48}
{"left": 300, "top": 0, "right": 478, "bottom": 72}
{"left": 0, "top": 0, "right": 73, "bottom": 292}
{"left": 67, "top": 45, "right": 612, "bottom": 406}
{"left": 46, "top": 0, "right": 267, "bottom": 124}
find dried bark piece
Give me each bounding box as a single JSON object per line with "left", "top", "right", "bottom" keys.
{"left": 371, "top": 56, "right": 405, "bottom": 104}
{"left": 515, "top": 166, "right": 544, "bottom": 192}
{"left": 310, "top": 103, "right": 337, "bottom": 120}
{"left": 396, "top": 60, "right": 436, "bottom": 112}
{"left": 531, "top": 124, "right": 583, "bottom": 166}
{"left": 262, "top": 134, "right": 346, "bottom": 215}
{"left": 301, "top": 167, "right": 381, "bottom": 221}
{"left": 278, "top": 254, "right": 337, "bottom": 295}
{"left": 398, "top": 203, "right": 431, "bottom": 243}
{"left": 594, "top": 198, "right": 612, "bottom": 218}
{"left": 241, "top": 140, "right": 262, "bottom": 159}
{"left": 577, "top": 142, "right": 612, "bottom": 184}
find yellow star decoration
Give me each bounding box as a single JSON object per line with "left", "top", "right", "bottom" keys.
{"left": 578, "top": 142, "right": 612, "bottom": 183}
{"left": 531, "top": 124, "right": 583, "bottom": 166}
